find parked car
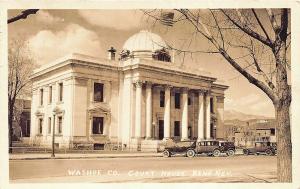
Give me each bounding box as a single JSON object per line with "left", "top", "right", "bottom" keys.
{"left": 189, "top": 140, "right": 235, "bottom": 157}
{"left": 243, "top": 141, "right": 276, "bottom": 156}
{"left": 162, "top": 140, "right": 196, "bottom": 157}
{"left": 162, "top": 139, "right": 235, "bottom": 158}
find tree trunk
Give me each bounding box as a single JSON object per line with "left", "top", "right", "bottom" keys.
{"left": 8, "top": 105, "right": 14, "bottom": 153}
{"left": 275, "top": 102, "right": 292, "bottom": 182}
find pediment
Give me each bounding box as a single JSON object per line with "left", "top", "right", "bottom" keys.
{"left": 53, "top": 106, "right": 65, "bottom": 114}
{"left": 35, "top": 110, "right": 44, "bottom": 116}
{"left": 88, "top": 103, "right": 111, "bottom": 114}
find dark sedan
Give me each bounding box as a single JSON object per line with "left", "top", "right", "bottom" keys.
{"left": 243, "top": 141, "right": 276, "bottom": 156}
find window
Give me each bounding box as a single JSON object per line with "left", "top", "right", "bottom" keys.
{"left": 270, "top": 128, "right": 275, "bottom": 136}
{"left": 49, "top": 86, "right": 52, "bottom": 103}
{"left": 38, "top": 118, "right": 43, "bottom": 134}
{"left": 92, "top": 117, "right": 104, "bottom": 134}
{"left": 210, "top": 97, "right": 213, "bottom": 113}
{"left": 58, "top": 116, "right": 62, "bottom": 134}
{"left": 152, "top": 49, "right": 171, "bottom": 62}
{"left": 175, "top": 93, "right": 180, "bottom": 109}
{"left": 174, "top": 121, "right": 180, "bottom": 136}
{"left": 59, "top": 83, "right": 63, "bottom": 102}
{"left": 160, "top": 91, "right": 165, "bottom": 107}
{"left": 94, "top": 83, "right": 104, "bottom": 102}
{"left": 48, "top": 117, "right": 51, "bottom": 134}
{"left": 40, "top": 89, "right": 44, "bottom": 106}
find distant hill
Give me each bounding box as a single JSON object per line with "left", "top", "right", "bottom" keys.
{"left": 224, "top": 109, "right": 274, "bottom": 121}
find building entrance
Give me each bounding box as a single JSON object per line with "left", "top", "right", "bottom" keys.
{"left": 159, "top": 120, "right": 164, "bottom": 140}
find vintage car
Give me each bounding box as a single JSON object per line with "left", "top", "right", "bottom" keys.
{"left": 162, "top": 140, "right": 196, "bottom": 157}
{"left": 189, "top": 140, "right": 236, "bottom": 157}
{"left": 162, "top": 139, "right": 235, "bottom": 157}
{"left": 243, "top": 141, "right": 277, "bottom": 156}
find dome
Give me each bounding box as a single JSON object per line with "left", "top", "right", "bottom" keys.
{"left": 122, "top": 30, "right": 168, "bottom": 52}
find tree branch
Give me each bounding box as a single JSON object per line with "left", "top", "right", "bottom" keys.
{"left": 8, "top": 9, "right": 39, "bottom": 24}
{"left": 251, "top": 9, "right": 272, "bottom": 42}
{"left": 218, "top": 48, "right": 278, "bottom": 102}
{"left": 221, "top": 9, "right": 273, "bottom": 48}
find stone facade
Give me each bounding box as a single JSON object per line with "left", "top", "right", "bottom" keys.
{"left": 29, "top": 31, "right": 228, "bottom": 151}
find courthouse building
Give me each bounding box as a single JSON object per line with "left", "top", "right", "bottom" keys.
{"left": 30, "top": 30, "right": 228, "bottom": 151}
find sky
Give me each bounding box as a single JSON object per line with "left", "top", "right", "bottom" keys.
{"left": 7, "top": 9, "right": 281, "bottom": 117}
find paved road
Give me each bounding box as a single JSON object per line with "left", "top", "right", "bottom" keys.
{"left": 10, "top": 155, "right": 277, "bottom": 183}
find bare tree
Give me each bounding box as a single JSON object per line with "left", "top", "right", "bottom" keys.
{"left": 143, "top": 9, "right": 291, "bottom": 182}
{"left": 8, "top": 39, "right": 35, "bottom": 153}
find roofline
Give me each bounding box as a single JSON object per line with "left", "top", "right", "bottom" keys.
{"left": 30, "top": 53, "right": 226, "bottom": 86}
{"left": 212, "top": 83, "right": 229, "bottom": 90}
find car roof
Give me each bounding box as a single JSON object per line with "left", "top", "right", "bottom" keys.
{"left": 197, "top": 139, "right": 219, "bottom": 142}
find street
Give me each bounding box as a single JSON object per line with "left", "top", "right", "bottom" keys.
{"left": 10, "top": 155, "right": 277, "bottom": 183}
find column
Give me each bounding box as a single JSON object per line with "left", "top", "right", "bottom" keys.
{"left": 135, "top": 80, "right": 143, "bottom": 138}
{"left": 145, "top": 82, "right": 152, "bottom": 139}
{"left": 205, "top": 91, "right": 211, "bottom": 139}
{"left": 89, "top": 116, "right": 92, "bottom": 136}
{"left": 103, "top": 117, "right": 109, "bottom": 136}
{"left": 197, "top": 90, "right": 205, "bottom": 140}
{"left": 212, "top": 96, "right": 217, "bottom": 138}
{"left": 181, "top": 88, "right": 189, "bottom": 141}
{"left": 163, "top": 85, "right": 171, "bottom": 139}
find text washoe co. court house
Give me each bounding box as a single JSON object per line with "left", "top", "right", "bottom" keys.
{"left": 29, "top": 30, "right": 228, "bottom": 151}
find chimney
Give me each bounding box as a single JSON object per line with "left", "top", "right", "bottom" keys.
{"left": 108, "top": 47, "right": 116, "bottom": 60}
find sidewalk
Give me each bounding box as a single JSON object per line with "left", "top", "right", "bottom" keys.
{"left": 10, "top": 149, "right": 244, "bottom": 160}
{"left": 10, "top": 152, "right": 162, "bottom": 160}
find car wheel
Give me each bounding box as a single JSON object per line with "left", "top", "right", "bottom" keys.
{"left": 243, "top": 149, "right": 249, "bottom": 155}
{"left": 186, "top": 149, "right": 196, "bottom": 158}
{"left": 163, "top": 150, "right": 171, "bottom": 157}
{"left": 213, "top": 149, "right": 221, "bottom": 157}
{"left": 226, "top": 149, "right": 235, "bottom": 156}
{"left": 265, "top": 149, "right": 273, "bottom": 156}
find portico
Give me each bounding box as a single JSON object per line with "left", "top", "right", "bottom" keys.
{"left": 132, "top": 80, "right": 221, "bottom": 142}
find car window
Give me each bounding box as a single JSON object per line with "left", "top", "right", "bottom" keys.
{"left": 255, "top": 143, "right": 262, "bottom": 147}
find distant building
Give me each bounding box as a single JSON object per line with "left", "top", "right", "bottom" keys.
{"left": 29, "top": 30, "right": 228, "bottom": 151}
{"left": 224, "top": 119, "right": 276, "bottom": 147}
{"left": 12, "top": 99, "right": 31, "bottom": 141}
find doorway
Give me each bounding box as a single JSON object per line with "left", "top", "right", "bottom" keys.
{"left": 159, "top": 120, "right": 164, "bottom": 140}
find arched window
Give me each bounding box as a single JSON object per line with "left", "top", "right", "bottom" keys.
{"left": 120, "top": 50, "right": 130, "bottom": 60}
{"left": 152, "top": 48, "right": 171, "bottom": 62}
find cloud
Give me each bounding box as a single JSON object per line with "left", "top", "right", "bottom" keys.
{"left": 36, "top": 10, "right": 64, "bottom": 24}
{"left": 225, "top": 93, "right": 274, "bottom": 117}
{"left": 28, "top": 24, "right": 102, "bottom": 65}
{"left": 78, "top": 10, "right": 144, "bottom": 30}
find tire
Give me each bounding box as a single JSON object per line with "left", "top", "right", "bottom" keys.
{"left": 265, "top": 149, "right": 273, "bottom": 156}
{"left": 243, "top": 149, "right": 249, "bottom": 156}
{"left": 226, "top": 149, "right": 235, "bottom": 156}
{"left": 163, "top": 150, "right": 171, "bottom": 157}
{"left": 186, "top": 149, "right": 196, "bottom": 158}
{"left": 212, "top": 149, "right": 221, "bottom": 157}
